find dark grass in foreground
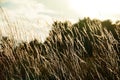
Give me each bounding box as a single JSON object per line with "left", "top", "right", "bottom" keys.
{"left": 0, "top": 18, "right": 120, "bottom": 80}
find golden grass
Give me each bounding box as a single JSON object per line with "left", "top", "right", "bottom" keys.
{"left": 0, "top": 16, "right": 120, "bottom": 80}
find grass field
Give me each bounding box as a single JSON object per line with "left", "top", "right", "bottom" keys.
{"left": 0, "top": 17, "right": 120, "bottom": 80}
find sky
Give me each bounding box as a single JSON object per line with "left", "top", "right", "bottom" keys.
{"left": 0, "top": 0, "right": 120, "bottom": 42}
{"left": 0, "top": 0, "right": 120, "bottom": 21}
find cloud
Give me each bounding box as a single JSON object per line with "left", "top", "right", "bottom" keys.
{"left": 0, "top": 0, "right": 55, "bottom": 42}
{"left": 0, "top": 0, "right": 57, "bottom": 19}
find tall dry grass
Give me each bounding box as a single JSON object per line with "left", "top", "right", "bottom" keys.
{"left": 0, "top": 17, "right": 120, "bottom": 80}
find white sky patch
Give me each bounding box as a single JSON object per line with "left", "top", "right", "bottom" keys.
{"left": 0, "top": 12, "right": 53, "bottom": 42}
{"left": 68, "top": 0, "right": 120, "bottom": 21}
{"left": 0, "top": 0, "right": 55, "bottom": 42}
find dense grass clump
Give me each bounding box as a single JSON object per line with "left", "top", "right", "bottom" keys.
{"left": 0, "top": 18, "right": 120, "bottom": 80}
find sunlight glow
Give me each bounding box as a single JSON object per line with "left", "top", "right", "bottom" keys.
{"left": 68, "top": 0, "right": 120, "bottom": 20}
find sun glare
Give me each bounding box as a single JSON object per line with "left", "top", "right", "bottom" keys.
{"left": 68, "top": 0, "right": 120, "bottom": 20}
{"left": 68, "top": 0, "right": 99, "bottom": 18}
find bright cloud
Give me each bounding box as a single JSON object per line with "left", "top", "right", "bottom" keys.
{"left": 0, "top": 0, "right": 56, "bottom": 19}
{"left": 0, "top": 0, "right": 55, "bottom": 42}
